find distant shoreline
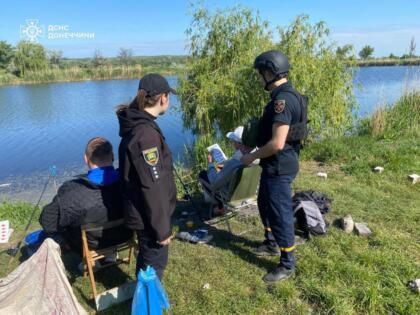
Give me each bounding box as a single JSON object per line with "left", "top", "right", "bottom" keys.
{"left": 1, "top": 59, "right": 420, "bottom": 87}
{"left": 0, "top": 71, "right": 181, "bottom": 88}
{"left": 0, "top": 66, "right": 182, "bottom": 87}
{"left": 0, "top": 55, "right": 187, "bottom": 87}
{"left": 355, "top": 58, "right": 420, "bottom": 67}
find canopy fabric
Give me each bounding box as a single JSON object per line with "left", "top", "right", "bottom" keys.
{"left": 0, "top": 238, "right": 87, "bottom": 315}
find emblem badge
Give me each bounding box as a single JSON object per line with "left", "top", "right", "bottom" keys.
{"left": 142, "top": 147, "right": 159, "bottom": 166}
{"left": 274, "top": 99, "right": 286, "bottom": 113}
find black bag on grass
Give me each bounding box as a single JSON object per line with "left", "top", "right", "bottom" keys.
{"left": 293, "top": 190, "right": 332, "bottom": 237}
{"left": 294, "top": 201, "right": 327, "bottom": 237}
{"left": 292, "top": 190, "right": 332, "bottom": 215}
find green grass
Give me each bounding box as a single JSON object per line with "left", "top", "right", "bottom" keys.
{"left": 1, "top": 135, "right": 419, "bottom": 314}
{"left": 358, "top": 91, "right": 420, "bottom": 140}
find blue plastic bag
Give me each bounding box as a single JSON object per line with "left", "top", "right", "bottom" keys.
{"left": 24, "top": 229, "right": 47, "bottom": 256}
{"left": 132, "top": 266, "right": 170, "bottom": 315}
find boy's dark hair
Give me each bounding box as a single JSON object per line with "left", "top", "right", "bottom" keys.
{"left": 85, "top": 137, "right": 113, "bottom": 165}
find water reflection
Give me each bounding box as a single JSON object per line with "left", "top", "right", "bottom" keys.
{"left": 0, "top": 68, "right": 419, "bottom": 202}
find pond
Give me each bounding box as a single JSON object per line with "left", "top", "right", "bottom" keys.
{"left": 0, "top": 66, "right": 419, "bottom": 201}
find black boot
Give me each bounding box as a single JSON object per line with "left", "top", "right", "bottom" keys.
{"left": 252, "top": 240, "right": 280, "bottom": 256}
{"left": 263, "top": 265, "right": 295, "bottom": 283}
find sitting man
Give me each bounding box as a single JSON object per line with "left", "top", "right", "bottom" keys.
{"left": 39, "top": 137, "right": 133, "bottom": 261}
{"left": 199, "top": 126, "right": 257, "bottom": 216}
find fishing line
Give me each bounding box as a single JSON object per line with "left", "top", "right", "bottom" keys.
{"left": 7, "top": 166, "right": 56, "bottom": 263}
{"left": 173, "top": 166, "right": 203, "bottom": 221}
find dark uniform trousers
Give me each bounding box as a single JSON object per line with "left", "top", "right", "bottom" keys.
{"left": 258, "top": 170, "right": 296, "bottom": 269}
{"left": 118, "top": 108, "right": 176, "bottom": 281}
{"left": 136, "top": 229, "right": 169, "bottom": 280}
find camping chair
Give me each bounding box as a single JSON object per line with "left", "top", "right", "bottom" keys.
{"left": 200, "top": 164, "right": 262, "bottom": 231}
{"left": 81, "top": 219, "right": 137, "bottom": 311}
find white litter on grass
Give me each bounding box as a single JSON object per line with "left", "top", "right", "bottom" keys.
{"left": 0, "top": 220, "right": 13, "bottom": 243}
{"left": 408, "top": 174, "right": 419, "bottom": 184}
{"left": 373, "top": 166, "right": 384, "bottom": 173}
{"left": 316, "top": 172, "right": 328, "bottom": 179}
{"left": 407, "top": 279, "right": 420, "bottom": 293}
{"left": 0, "top": 183, "right": 11, "bottom": 188}
{"left": 203, "top": 283, "right": 210, "bottom": 289}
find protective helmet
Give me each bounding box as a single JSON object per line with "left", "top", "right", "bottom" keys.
{"left": 253, "top": 50, "right": 290, "bottom": 76}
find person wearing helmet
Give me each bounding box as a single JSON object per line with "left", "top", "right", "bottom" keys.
{"left": 241, "top": 50, "right": 304, "bottom": 283}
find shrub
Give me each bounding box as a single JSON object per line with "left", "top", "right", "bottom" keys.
{"left": 13, "top": 41, "right": 49, "bottom": 76}
{"left": 178, "top": 5, "right": 271, "bottom": 137}
{"left": 275, "top": 16, "right": 356, "bottom": 138}
{"left": 361, "top": 91, "right": 420, "bottom": 139}
{"left": 178, "top": 6, "right": 357, "bottom": 142}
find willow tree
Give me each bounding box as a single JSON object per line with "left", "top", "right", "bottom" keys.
{"left": 13, "top": 41, "right": 49, "bottom": 76}
{"left": 178, "top": 6, "right": 356, "bottom": 145}
{"left": 178, "top": 6, "right": 271, "bottom": 138}
{"left": 276, "top": 16, "right": 356, "bottom": 138}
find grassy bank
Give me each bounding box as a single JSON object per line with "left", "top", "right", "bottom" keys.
{"left": 1, "top": 57, "right": 419, "bottom": 87}
{"left": 0, "top": 65, "right": 142, "bottom": 86}
{"left": 0, "top": 55, "right": 186, "bottom": 86}
{"left": 359, "top": 91, "right": 420, "bottom": 139}
{"left": 0, "top": 134, "right": 419, "bottom": 314}
{"left": 0, "top": 93, "right": 419, "bottom": 314}
{"left": 355, "top": 57, "right": 420, "bottom": 67}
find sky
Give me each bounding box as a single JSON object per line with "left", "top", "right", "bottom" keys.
{"left": 1, "top": 0, "right": 419, "bottom": 58}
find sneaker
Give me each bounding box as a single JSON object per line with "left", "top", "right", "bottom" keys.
{"left": 263, "top": 265, "right": 295, "bottom": 283}
{"left": 252, "top": 240, "right": 281, "bottom": 256}
{"left": 78, "top": 260, "right": 102, "bottom": 273}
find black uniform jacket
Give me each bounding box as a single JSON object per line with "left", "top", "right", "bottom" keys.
{"left": 39, "top": 176, "right": 133, "bottom": 250}
{"left": 257, "top": 81, "right": 302, "bottom": 175}
{"left": 117, "top": 107, "right": 177, "bottom": 242}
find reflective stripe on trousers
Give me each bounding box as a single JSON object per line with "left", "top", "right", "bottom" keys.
{"left": 258, "top": 171, "right": 297, "bottom": 268}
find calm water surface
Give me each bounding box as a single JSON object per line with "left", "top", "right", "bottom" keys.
{"left": 0, "top": 66, "right": 419, "bottom": 201}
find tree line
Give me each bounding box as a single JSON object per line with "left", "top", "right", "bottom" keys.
{"left": 340, "top": 37, "right": 417, "bottom": 60}
{"left": 0, "top": 41, "right": 186, "bottom": 78}
{"left": 0, "top": 36, "right": 416, "bottom": 79}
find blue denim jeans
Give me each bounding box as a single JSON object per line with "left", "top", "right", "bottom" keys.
{"left": 258, "top": 171, "right": 296, "bottom": 269}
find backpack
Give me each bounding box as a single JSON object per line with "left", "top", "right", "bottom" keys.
{"left": 294, "top": 201, "right": 327, "bottom": 237}
{"left": 242, "top": 117, "right": 260, "bottom": 148}
{"left": 292, "top": 190, "right": 332, "bottom": 215}
{"left": 293, "top": 190, "right": 332, "bottom": 237}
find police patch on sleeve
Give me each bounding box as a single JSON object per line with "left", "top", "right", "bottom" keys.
{"left": 274, "top": 99, "right": 286, "bottom": 113}
{"left": 142, "top": 147, "right": 159, "bottom": 166}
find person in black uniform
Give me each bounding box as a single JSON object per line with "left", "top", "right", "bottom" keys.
{"left": 241, "top": 50, "right": 305, "bottom": 283}
{"left": 117, "top": 73, "right": 177, "bottom": 280}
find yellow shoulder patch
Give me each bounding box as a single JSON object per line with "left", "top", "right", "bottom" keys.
{"left": 142, "top": 147, "right": 159, "bottom": 166}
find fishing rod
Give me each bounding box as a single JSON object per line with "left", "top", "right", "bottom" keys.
{"left": 7, "top": 166, "right": 56, "bottom": 261}
{"left": 173, "top": 166, "right": 203, "bottom": 221}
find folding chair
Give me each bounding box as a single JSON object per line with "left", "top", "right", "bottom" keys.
{"left": 81, "top": 218, "right": 137, "bottom": 311}
{"left": 200, "top": 164, "right": 262, "bottom": 231}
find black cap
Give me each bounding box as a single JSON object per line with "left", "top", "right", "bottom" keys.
{"left": 138, "top": 73, "right": 177, "bottom": 96}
